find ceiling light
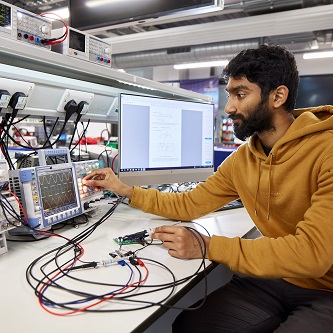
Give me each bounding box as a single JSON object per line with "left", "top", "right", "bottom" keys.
{"left": 86, "top": 0, "right": 122, "bottom": 8}
{"left": 173, "top": 60, "right": 229, "bottom": 69}
{"left": 303, "top": 51, "right": 333, "bottom": 59}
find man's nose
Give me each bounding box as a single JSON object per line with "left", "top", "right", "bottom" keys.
{"left": 224, "top": 98, "right": 236, "bottom": 115}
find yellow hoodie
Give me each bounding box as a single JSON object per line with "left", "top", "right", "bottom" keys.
{"left": 130, "top": 105, "right": 333, "bottom": 292}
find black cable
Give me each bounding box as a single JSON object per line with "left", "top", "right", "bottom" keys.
{"left": 0, "top": 114, "right": 38, "bottom": 161}
{"left": 110, "top": 226, "right": 209, "bottom": 311}
{"left": 1, "top": 120, "right": 68, "bottom": 153}
{"left": 67, "top": 119, "right": 80, "bottom": 150}
{"left": 44, "top": 247, "right": 206, "bottom": 313}
{"left": 27, "top": 207, "right": 135, "bottom": 308}
{"left": 31, "top": 100, "right": 79, "bottom": 151}
{"left": 28, "top": 202, "right": 123, "bottom": 308}
{"left": 64, "top": 100, "right": 78, "bottom": 122}
{"left": 120, "top": 229, "right": 209, "bottom": 312}
{"left": 69, "top": 120, "right": 90, "bottom": 155}
{"left": 76, "top": 101, "right": 88, "bottom": 123}
{"left": 11, "top": 114, "right": 30, "bottom": 125}
{"left": 95, "top": 146, "right": 114, "bottom": 168}
{"left": 0, "top": 117, "right": 15, "bottom": 170}
{"left": 26, "top": 212, "right": 210, "bottom": 314}
{"left": 41, "top": 116, "right": 60, "bottom": 149}
{"left": 15, "top": 151, "right": 38, "bottom": 169}
{"left": 42, "top": 120, "right": 69, "bottom": 148}
{"left": 40, "top": 28, "right": 67, "bottom": 44}
{"left": 1, "top": 127, "right": 37, "bottom": 151}
{"left": 0, "top": 195, "right": 24, "bottom": 227}
{"left": 26, "top": 200, "right": 121, "bottom": 289}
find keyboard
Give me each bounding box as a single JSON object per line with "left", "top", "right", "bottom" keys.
{"left": 216, "top": 199, "right": 244, "bottom": 212}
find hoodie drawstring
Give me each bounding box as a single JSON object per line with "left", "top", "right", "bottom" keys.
{"left": 254, "top": 153, "right": 274, "bottom": 220}
{"left": 266, "top": 152, "right": 274, "bottom": 220}
{"left": 254, "top": 161, "right": 261, "bottom": 217}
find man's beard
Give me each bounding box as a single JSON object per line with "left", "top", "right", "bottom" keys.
{"left": 230, "top": 97, "right": 275, "bottom": 141}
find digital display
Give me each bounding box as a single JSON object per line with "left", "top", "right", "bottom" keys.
{"left": 69, "top": 29, "right": 85, "bottom": 52}
{"left": 0, "top": 3, "right": 11, "bottom": 29}
{"left": 119, "top": 93, "right": 214, "bottom": 186}
{"left": 38, "top": 168, "right": 78, "bottom": 217}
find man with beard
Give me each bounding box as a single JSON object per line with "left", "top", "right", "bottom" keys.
{"left": 83, "top": 45, "right": 333, "bottom": 332}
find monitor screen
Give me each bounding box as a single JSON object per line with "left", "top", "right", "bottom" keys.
{"left": 69, "top": 0, "right": 219, "bottom": 31}
{"left": 119, "top": 93, "right": 214, "bottom": 186}
{"left": 295, "top": 74, "right": 333, "bottom": 108}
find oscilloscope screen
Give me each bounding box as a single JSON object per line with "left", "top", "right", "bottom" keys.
{"left": 38, "top": 167, "right": 79, "bottom": 217}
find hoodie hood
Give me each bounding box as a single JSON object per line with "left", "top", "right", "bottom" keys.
{"left": 249, "top": 105, "right": 333, "bottom": 163}
{"left": 248, "top": 105, "right": 333, "bottom": 220}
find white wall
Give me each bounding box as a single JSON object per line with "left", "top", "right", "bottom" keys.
{"left": 153, "top": 66, "right": 181, "bottom": 82}
{"left": 149, "top": 55, "right": 333, "bottom": 81}
{"left": 295, "top": 54, "right": 333, "bottom": 75}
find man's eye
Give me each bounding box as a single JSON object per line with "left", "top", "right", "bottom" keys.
{"left": 237, "top": 94, "right": 246, "bottom": 98}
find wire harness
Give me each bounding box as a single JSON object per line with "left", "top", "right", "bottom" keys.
{"left": 25, "top": 203, "right": 211, "bottom": 316}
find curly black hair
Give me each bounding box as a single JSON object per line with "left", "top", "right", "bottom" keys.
{"left": 222, "top": 44, "right": 299, "bottom": 112}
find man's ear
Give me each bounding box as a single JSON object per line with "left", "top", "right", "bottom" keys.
{"left": 272, "top": 85, "right": 289, "bottom": 108}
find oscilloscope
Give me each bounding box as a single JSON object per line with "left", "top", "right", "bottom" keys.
{"left": 73, "top": 159, "right": 105, "bottom": 214}
{"left": 9, "top": 163, "right": 82, "bottom": 230}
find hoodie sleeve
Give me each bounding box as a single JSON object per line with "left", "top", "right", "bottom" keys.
{"left": 129, "top": 151, "right": 241, "bottom": 221}
{"left": 209, "top": 147, "right": 333, "bottom": 280}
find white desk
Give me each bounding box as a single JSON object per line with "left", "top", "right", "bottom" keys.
{"left": 0, "top": 204, "right": 255, "bottom": 333}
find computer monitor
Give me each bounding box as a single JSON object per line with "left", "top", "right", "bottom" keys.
{"left": 295, "top": 74, "right": 333, "bottom": 108}
{"left": 118, "top": 93, "right": 214, "bottom": 186}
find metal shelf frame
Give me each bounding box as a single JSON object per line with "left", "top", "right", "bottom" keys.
{"left": 0, "top": 37, "right": 212, "bottom": 123}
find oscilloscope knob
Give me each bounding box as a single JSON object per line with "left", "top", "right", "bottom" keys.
{"left": 104, "top": 47, "right": 111, "bottom": 54}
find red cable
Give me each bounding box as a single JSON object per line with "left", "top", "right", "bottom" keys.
{"left": 39, "top": 12, "right": 69, "bottom": 45}
{"left": 38, "top": 259, "right": 149, "bottom": 316}
{"left": 7, "top": 189, "right": 29, "bottom": 224}
{"left": 12, "top": 124, "right": 37, "bottom": 150}
{"left": 37, "top": 233, "right": 85, "bottom": 305}
{"left": 111, "top": 153, "right": 118, "bottom": 172}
